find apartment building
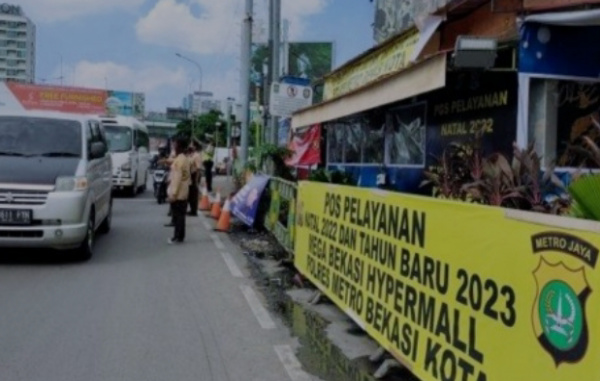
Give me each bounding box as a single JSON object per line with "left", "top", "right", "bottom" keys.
{"left": 0, "top": 4, "right": 35, "bottom": 83}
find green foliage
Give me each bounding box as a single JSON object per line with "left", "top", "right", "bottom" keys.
{"left": 421, "top": 135, "right": 570, "bottom": 215}
{"left": 176, "top": 110, "right": 227, "bottom": 145}
{"left": 308, "top": 168, "right": 356, "bottom": 185}
{"left": 255, "top": 143, "right": 295, "bottom": 180}
{"left": 567, "top": 118, "right": 600, "bottom": 221}
{"left": 569, "top": 175, "right": 600, "bottom": 221}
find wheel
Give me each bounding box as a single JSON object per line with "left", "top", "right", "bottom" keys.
{"left": 128, "top": 177, "right": 137, "bottom": 198}
{"left": 98, "top": 199, "right": 112, "bottom": 234}
{"left": 140, "top": 173, "right": 147, "bottom": 192}
{"left": 76, "top": 211, "right": 95, "bottom": 261}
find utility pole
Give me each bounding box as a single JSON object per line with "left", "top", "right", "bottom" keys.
{"left": 239, "top": 0, "right": 253, "bottom": 167}
{"left": 225, "top": 98, "right": 233, "bottom": 179}
{"left": 269, "top": 0, "right": 281, "bottom": 145}
{"left": 282, "top": 19, "right": 290, "bottom": 76}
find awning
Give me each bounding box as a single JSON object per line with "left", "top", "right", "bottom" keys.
{"left": 522, "top": 8, "right": 600, "bottom": 26}
{"left": 291, "top": 53, "right": 447, "bottom": 130}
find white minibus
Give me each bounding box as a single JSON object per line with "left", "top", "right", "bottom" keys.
{"left": 100, "top": 116, "right": 150, "bottom": 196}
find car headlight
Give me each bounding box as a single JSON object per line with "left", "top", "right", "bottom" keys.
{"left": 121, "top": 171, "right": 131, "bottom": 178}
{"left": 55, "top": 177, "right": 89, "bottom": 192}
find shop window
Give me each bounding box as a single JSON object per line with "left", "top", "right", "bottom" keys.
{"left": 344, "top": 119, "right": 364, "bottom": 163}
{"left": 529, "top": 79, "right": 600, "bottom": 169}
{"left": 326, "top": 122, "right": 345, "bottom": 164}
{"left": 387, "top": 102, "right": 427, "bottom": 166}
{"left": 364, "top": 123, "right": 385, "bottom": 164}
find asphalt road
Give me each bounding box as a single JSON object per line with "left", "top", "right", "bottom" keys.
{"left": 0, "top": 187, "right": 314, "bottom": 381}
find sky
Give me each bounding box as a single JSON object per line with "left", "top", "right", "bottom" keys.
{"left": 20, "top": 0, "right": 375, "bottom": 112}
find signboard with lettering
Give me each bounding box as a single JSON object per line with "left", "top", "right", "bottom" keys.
{"left": 425, "top": 71, "right": 518, "bottom": 166}
{"left": 270, "top": 82, "right": 314, "bottom": 118}
{"left": 0, "top": 83, "right": 146, "bottom": 118}
{"left": 323, "top": 29, "right": 420, "bottom": 101}
{"left": 0, "top": 3, "right": 21, "bottom": 15}
{"left": 295, "top": 181, "right": 600, "bottom": 381}
{"left": 520, "top": 23, "right": 600, "bottom": 79}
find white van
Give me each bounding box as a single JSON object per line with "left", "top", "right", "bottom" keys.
{"left": 99, "top": 116, "right": 150, "bottom": 196}
{"left": 0, "top": 110, "right": 113, "bottom": 260}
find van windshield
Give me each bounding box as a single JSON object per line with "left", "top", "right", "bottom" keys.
{"left": 0, "top": 116, "right": 82, "bottom": 157}
{"left": 104, "top": 125, "right": 133, "bottom": 153}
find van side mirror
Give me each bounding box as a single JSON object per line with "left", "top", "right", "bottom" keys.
{"left": 90, "top": 142, "right": 107, "bottom": 159}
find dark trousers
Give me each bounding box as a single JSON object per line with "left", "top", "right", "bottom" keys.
{"left": 203, "top": 160, "right": 214, "bottom": 192}
{"left": 188, "top": 172, "right": 199, "bottom": 215}
{"left": 171, "top": 200, "right": 187, "bottom": 242}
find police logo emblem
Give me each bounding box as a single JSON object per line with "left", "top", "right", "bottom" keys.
{"left": 531, "top": 232, "right": 598, "bottom": 366}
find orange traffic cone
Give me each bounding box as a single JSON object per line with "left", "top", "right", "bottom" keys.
{"left": 214, "top": 195, "right": 232, "bottom": 232}
{"left": 199, "top": 184, "right": 210, "bottom": 211}
{"left": 210, "top": 191, "right": 223, "bottom": 219}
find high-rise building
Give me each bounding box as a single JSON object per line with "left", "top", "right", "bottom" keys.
{"left": 182, "top": 91, "right": 226, "bottom": 115}
{"left": 0, "top": 4, "right": 35, "bottom": 83}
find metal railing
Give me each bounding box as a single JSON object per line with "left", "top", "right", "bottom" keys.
{"left": 264, "top": 177, "right": 297, "bottom": 256}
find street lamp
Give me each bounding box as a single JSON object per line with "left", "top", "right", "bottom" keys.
{"left": 215, "top": 122, "right": 222, "bottom": 148}
{"left": 175, "top": 53, "right": 203, "bottom": 140}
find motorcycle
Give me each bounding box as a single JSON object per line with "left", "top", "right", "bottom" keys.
{"left": 153, "top": 167, "right": 169, "bottom": 204}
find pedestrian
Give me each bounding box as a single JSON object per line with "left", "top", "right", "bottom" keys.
{"left": 167, "top": 136, "right": 191, "bottom": 244}
{"left": 203, "top": 138, "right": 215, "bottom": 193}
{"left": 160, "top": 149, "right": 177, "bottom": 227}
{"left": 187, "top": 142, "right": 202, "bottom": 216}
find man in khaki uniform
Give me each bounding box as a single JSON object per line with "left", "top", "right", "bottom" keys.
{"left": 167, "top": 137, "right": 191, "bottom": 244}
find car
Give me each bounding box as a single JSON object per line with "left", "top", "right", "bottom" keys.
{"left": 0, "top": 110, "right": 113, "bottom": 260}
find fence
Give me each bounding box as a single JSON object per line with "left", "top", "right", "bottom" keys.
{"left": 264, "top": 177, "right": 297, "bottom": 257}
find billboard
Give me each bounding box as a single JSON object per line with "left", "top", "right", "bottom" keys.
{"left": 251, "top": 42, "right": 334, "bottom": 89}
{"left": 287, "top": 42, "right": 334, "bottom": 81}
{"left": 0, "top": 83, "right": 146, "bottom": 118}
{"left": 106, "top": 90, "right": 145, "bottom": 117}
{"left": 295, "top": 181, "right": 600, "bottom": 381}
{"left": 374, "top": 0, "right": 449, "bottom": 44}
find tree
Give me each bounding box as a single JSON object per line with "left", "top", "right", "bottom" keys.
{"left": 176, "top": 110, "right": 227, "bottom": 146}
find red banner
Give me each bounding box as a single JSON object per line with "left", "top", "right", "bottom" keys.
{"left": 6, "top": 83, "right": 108, "bottom": 114}
{"left": 286, "top": 124, "right": 321, "bottom": 167}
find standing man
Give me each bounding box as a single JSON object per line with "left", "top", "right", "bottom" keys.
{"left": 167, "top": 137, "right": 191, "bottom": 244}
{"left": 187, "top": 142, "right": 202, "bottom": 216}
{"left": 203, "top": 138, "right": 215, "bottom": 193}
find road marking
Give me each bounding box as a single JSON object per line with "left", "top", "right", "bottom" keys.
{"left": 203, "top": 221, "right": 213, "bottom": 230}
{"left": 220, "top": 252, "right": 244, "bottom": 278}
{"left": 210, "top": 233, "right": 225, "bottom": 250}
{"left": 274, "top": 345, "right": 313, "bottom": 381}
{"left": 240, "top": 285, "right": 276, "bottom": 330}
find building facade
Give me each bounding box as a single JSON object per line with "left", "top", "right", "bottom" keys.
{"left": 292, "top": 0, "right": 600, "bottom": 193}
{"left": 0, "top": 3, "right": 35, "bottom": 83}
{"left": 182, "top": 91, "right": 228, "bottom": 115}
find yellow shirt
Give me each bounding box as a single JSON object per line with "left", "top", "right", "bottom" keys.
{"left": 168, "top": 154, "right": 191, "bottom": 201}
{"left": 203, "top": 145, "right": 214, "bottom": 161}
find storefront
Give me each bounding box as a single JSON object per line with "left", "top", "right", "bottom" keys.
{"left": 517, "top": 9, "right": 600, "bottom": 184}
{"left": 291, "top": 18, "right": 520, "bottom": 194}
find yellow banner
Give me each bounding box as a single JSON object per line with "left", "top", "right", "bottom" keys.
{"left": 323, "top": 29, "right": 420, "bottom": 100}
{"left": 294, "top": 182, "right": 600, "bottom": 381}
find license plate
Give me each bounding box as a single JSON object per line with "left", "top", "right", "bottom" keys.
{"left": 0, "top": 209, "right": 32, "bottom": 226}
